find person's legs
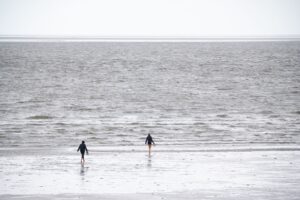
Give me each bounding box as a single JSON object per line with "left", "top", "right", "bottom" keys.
{"left": 81, "top": 152, "right": 85, "bottom": 164}
{"left": 148, "top": 144, "right": 152, "bottom": 155}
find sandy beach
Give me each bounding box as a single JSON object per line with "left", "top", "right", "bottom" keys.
{"left": 1, "top": 146, "right": 300, "bottom": 199}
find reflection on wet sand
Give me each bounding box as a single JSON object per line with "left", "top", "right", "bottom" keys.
{"left": 80, "top": 164, "right": 88, "bottom": 179}
{"left": 147, "top": 155, "right": 152, "bottom": 168}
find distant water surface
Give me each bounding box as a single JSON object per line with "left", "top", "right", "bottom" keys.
{"left": 0, "top": 42, "right": 299, "bottom": 148}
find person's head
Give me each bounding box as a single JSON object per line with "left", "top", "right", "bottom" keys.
{"left": 82, "top": 140, "right": 85, "bottom": 144}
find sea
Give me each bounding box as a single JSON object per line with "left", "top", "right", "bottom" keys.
{"left": 0, "top": 41, "right": 299, "bottom": 150}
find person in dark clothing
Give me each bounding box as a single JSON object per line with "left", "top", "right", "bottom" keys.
{"left": 145, "top": 134, "right": 155, "bottom": 155}
{"left": 77, "top": 141, "right": 88, "bottom": 164}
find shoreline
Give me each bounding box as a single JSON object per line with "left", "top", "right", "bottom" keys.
{"left": 3, "top": 191, "right": 299, "bottom": 200}
{"left": 1, "top": 144, "right": 300, "bottom": 155}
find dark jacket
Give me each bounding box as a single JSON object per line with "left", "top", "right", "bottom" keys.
{"left": 77, "top": 143, "right": 88, "bottom": 154}
{"left": 145, "top": 135, "right": 155, "bottom": 145}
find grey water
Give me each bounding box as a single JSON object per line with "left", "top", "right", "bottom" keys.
{"left": 0, "top": 42, "right": 299, "bottom": 149}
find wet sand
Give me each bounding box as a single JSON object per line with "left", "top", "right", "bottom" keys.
{"left": 1, "top": 146, "right": 300, "bottom": 200}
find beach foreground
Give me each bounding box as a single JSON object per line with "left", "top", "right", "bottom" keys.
{"left": 1, "top": 147, "right": 300, "bottom": 200}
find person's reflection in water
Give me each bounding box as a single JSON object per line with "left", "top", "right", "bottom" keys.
{"left": 80, "top": 165, "right": 85, "bottom": 176}
{"left": 80, "top": 165, "right": 88, "bottom": 178}
{"left": 147, "top": 155, "right": 152, "bottom": 168}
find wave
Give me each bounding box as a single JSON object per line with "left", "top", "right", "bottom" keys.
{"left": 216, "top": 114, "right": 228, "bottom": 118}
{"left": 217, "top": 87, "right": 233, "bottom": 91}
{"left": 84, "top": 146, "right": 300, "bottom": 153}
{"left": 27, "top": 115, "right": 54, "bottom": 120}
{"left": 17, "top": 100, "right": 45, "bottom": 104}
{"left": 294, "top": 111, "right": 300, "bottom": 115}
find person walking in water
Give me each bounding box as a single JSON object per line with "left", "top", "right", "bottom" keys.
{"left": 77, "top": 141, "right": 88, "bottom": 164}
{"left": 145, "top": 133, "right": 155, "bottom": 155}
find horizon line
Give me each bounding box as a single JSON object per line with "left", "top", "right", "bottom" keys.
{"left": 1, "top": 35, "right": 300, "bottom": 42}
{"left": 1, "top": 34, "right": 300, "bottom": 38}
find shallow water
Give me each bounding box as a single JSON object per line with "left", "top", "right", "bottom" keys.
{"left": 0, "top": 42, "right": 299, "bottom": 148}
{"left": 1, "top": 150, "right": 300, "bottom": 198}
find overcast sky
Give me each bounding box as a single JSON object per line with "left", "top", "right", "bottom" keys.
{"left": 0, "top": 0, "right": 299, "bottom": 37}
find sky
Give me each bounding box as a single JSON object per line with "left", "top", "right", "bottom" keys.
{"left": 0, "top": 0, "right": 299, "bottom": 37}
